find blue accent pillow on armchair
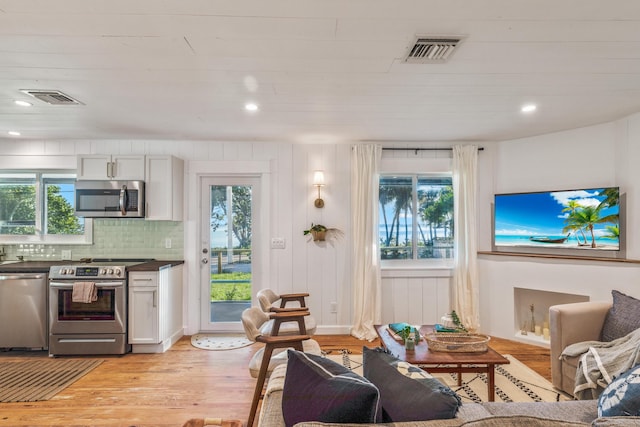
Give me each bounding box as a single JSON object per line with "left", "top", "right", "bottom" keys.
{"left": 598, "top": 364, "right": 640, "bottom": 417}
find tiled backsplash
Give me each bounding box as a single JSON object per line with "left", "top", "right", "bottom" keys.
{"left": 3, "top": 219, "right": 184, "bottom": 261}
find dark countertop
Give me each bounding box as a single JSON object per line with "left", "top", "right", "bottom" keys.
{"left": 127, "top": 260, "right": 184, "bottom": 271}
{"left": 0, "top": 260, "right": 184, "bottom": 274}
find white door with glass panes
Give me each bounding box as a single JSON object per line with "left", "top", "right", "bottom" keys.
{"left": 199, "top": 176, "right": 260, "bottom": 332}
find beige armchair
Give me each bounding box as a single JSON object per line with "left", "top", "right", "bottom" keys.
{"left": 241, "top": 307, "right": 321, "bottom": 427}
{"left": 549, "top": 301, "right": 612, "bottom": 396}
{"left": 256, "top": 288, "right": 309, "bottom": 312}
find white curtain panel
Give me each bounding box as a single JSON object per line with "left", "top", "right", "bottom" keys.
{"left": 452, "top": 145, "right": 480, "bottom": 332}
{"left": 350, "top": 144, "right": 382, "bottom": 341}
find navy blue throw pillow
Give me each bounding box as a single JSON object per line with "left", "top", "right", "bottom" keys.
{"left": 598, "top": 364, "right": 640, "bottom": 417}
{"left": 363, "top": 346, "right": 461, "bottom": 422}
{"left": 282, "top": 350, "right": 380, "bottom": 427}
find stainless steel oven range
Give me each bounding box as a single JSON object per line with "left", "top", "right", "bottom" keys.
{"left": 49, "top": 263, "right": 134, "bottom": 356}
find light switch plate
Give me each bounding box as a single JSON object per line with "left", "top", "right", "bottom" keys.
{"left": 271, "top": 237, "right": 285, "bottom": 249}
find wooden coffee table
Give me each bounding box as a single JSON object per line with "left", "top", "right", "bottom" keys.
{"left": 374, "top": 324, "right": 509, "bottom": 402}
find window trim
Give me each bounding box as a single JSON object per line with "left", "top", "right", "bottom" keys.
{"left": 0, "top": 171, "right": 93, "bottom": 245}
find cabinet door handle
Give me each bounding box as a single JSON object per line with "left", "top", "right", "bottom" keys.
{"left": 153, "top": 290, "right": 157, "bottom": 307}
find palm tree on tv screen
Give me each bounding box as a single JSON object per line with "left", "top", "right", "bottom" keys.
{"left": 563, "top": 204, "right": 617, "bottom": 248}
{"left": 598, "top": 187, "right": 619, "bottom": 209}
{"left": 561, "top": 200, "right": 588, "bottom": 246}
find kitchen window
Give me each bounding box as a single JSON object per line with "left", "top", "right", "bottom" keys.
{"left": 0, "top": 172, "right": 92, "bottom": 244}
{"left": 379, "top": 174, "right": 453, "bottom": 263}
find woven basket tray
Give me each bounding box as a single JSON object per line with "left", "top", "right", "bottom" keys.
{"left": 424, "top": 333, "right": 490, "bottom": 353}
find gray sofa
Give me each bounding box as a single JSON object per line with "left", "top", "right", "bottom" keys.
{"left": 258, "top": 360, "right": 640, "bottom": 427}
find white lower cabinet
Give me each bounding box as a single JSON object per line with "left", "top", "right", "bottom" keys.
{"left": 128, "top": 264, "right": 183, "bottom": 353}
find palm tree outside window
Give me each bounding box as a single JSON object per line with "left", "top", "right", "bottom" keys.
{"left": 378, "top": 175, "right": 454, "bottom": 261}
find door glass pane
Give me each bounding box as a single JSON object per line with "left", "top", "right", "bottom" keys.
{"left": 57, "top": 289, "right": 115, "bottom": 320}
{"left": 209, "top": 185, "right": 252, "bottom": 322}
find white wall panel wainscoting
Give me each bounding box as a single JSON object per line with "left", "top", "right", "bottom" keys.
{"left": 381, "top": 268, "right": 452, "bottom": 327}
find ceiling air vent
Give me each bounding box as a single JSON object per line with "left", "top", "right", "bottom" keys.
{"left": 404, "top": 36, "right": 464, "bottom": 63}
{"left": 20, "top": 90, "right": 83, "bottom": 105}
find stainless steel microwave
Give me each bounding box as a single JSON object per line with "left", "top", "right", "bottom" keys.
{"left": 74, "top": 180, "right": 145, "bottom": 218}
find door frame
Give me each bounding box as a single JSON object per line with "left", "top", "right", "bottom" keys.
{"left": 185, "top": 161, "right": 271, "bottom": 335}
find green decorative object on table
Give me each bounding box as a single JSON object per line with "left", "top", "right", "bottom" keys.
{"left": 388, "top": 322, "right": 421, "bottom": 343}
{"left": 450, "top": 310, "right": 468, "bottom": 332}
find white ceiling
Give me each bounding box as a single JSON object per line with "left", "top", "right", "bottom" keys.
{"left": 1, "top": 0, "right": 640, "bottom": 144}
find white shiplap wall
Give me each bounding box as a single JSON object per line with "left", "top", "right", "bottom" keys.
{"left": 6, "top": 111, "right": 639, "bottom": 342}
{"left": 0, "top": 139, "right": 364, "bottom": 335}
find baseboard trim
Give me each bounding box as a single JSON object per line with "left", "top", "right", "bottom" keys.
{"left": 315, "top": 325, "right": 352, "bottom": 335}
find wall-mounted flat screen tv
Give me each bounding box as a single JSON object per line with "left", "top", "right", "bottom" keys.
{"left": 493, "top": 187, "right": 622, "bottom": 257}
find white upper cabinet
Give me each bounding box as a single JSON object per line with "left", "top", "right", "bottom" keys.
{"left": 145, "top": 155, "right": 184, "bottom": 221}
{"left": 77, "top": 154, "right": 145, "bottom": 180}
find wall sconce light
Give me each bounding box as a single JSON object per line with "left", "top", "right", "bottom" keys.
{"left": 313, "top": 170, "right": 325, "bottom": 208}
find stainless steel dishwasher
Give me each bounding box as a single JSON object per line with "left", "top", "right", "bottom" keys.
{"left": 0, "top": 272, "right": 48, "bottom": 350}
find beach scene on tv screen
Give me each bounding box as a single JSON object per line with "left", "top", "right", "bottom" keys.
{"left": 494, "top": 187, "right": 619, "bottom": 251}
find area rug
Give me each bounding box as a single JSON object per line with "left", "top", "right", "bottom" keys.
{"left": 326, "top": 351, "right": 569, "bottom": 404}
{"left": 0, "top": 358, "right": 102, "bottom": 403}
{"left": 190, "top": 334, "right": 254, "bottom": 351}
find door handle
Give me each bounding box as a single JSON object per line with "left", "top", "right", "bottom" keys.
{"left": 201, "top": 258, "right": 209, "bottom": 264}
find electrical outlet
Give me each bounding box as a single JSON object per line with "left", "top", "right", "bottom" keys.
{"left": 330, "top": 301, "right": 337, "bottom": 313}
{"left": 61, "top": 250, "right": 72, "bottom": 260}
{"left": 165, "top": 238, "right": 172, "bottom": 249}
{"left": 271, "top": 237, "right": 286, "bottom": 249}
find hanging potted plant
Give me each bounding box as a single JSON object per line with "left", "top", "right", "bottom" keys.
{"left": 303, "top": 223, "right": 328, "bottom": 241}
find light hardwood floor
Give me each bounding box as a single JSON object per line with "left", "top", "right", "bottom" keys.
{"left": 0, "top": 334, "right": 550, "bottom": 427}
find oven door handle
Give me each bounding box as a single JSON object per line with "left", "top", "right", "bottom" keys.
{"left": 49, "top": 281, "right": 125, "bottom": 288}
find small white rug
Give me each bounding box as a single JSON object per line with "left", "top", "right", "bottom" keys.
{"left": 190, "top": 334, "right": 254, "bottom": 351}
{"left": 326, "top": 351, "right": 569, "bottom": 404}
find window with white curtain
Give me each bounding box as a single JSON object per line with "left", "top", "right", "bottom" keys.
{"left": 379, "top": 174, "right": 454, "bottom": 261}
{"left": 0, "top": 172, "right": 92, "bottom": 243}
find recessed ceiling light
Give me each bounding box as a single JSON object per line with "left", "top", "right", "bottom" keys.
{"left": 14, "top": 100, "right": 32, "bottom": 107}
{"left": 521, "top": 104, "right": 537, "bottom": 113}
{"left": 8, "top": 131, "right": 21, "bottom": 136}
{"left": 245, "top": 102, "right": 259, "bottom": 112}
